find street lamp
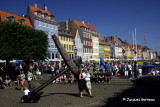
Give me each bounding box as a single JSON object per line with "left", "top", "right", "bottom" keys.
{"left": 74, "top": 45, "right": 78, "bottom": 60}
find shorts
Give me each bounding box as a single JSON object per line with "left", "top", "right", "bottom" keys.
{"left": 86, "top": 81, "right": 91, "bottom": 89}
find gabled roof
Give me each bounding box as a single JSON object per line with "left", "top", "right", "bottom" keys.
{"left": 0, "top": 10, "right": 32, "bottom": 27}
{"left": 99, "top": 37, "right": 105, "bottom": 41}
{"left": 111, "top": 40, "right": 117, "bottom": 43}
{"left": 70, "top": 29, "right": 77, "bottom": 38}
{"left": 85, "top": 23, "right": 96, "bottom": 32}
{"left": 73, "top": 19, "right": 87, "bottom": 28}
{"left": 28, "top": 5, "right": 57, "bottom": 23}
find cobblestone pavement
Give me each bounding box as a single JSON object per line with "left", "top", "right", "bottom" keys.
{"left": 1, "top": 74, "right": 159, "bottom": 107}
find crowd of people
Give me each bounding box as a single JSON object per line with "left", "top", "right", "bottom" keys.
{"left": 0, "top": 60, "right": 160, "bottom": 98}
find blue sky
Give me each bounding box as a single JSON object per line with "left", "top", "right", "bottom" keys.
{"left": 0, "top": 0, "right": 160, "bottom": 53}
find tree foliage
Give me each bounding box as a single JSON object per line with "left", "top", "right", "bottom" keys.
{"left": 0, "top": 21, "right": 48, "bottom": 61}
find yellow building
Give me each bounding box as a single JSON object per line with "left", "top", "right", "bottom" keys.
{"left": 104, "top": 43, "right": 110, "bottom": 59}
{"left": 58, "top": 27, "right": 74, "bottom": 59}
{"left": 124, "top": 41, "right": 132, "bottom": 59}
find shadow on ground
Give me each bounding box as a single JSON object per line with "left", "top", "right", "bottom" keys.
{"left": 100, "top": 76, "right": 160, "bottom": 107}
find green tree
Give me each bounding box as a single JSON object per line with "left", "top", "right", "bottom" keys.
{"left": 0, "top": 21, "right": 48, "bottom": 71}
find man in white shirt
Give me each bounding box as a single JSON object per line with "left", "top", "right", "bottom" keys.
{"left": 82, "top": 68, "right": 93, "bottom": 97}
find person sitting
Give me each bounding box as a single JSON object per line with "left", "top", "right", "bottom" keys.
{"left": 4, "top": 75, "right": 12, "bottom": 87}
{"left": 16, "top": 75, "right": 21, "bottom": 87}
{"left": 0, "top": 78, "right": 7, "bottom": 89}
{"left": 99, "top": 71, "right": 105, "bottom": 83}
{"left": 91, "top": 71, "right": 98, "bottom": 83}
{"left": 105, "top": 72, "right": 111, "bottom": 84}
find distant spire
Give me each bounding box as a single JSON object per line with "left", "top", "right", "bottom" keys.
{"left": 44, "top": 4, "right": 47, "bottom": 11}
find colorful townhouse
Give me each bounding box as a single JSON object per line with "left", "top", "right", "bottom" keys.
{"left": 99, "top": 37, "right": 110, "bottom": 60}
{"left": 26, "top": 4, "right": 59, "bottom": 61}
{"left": 99, "top": 37, "right": 105, "bottom": 59}
{"left": 59, "top": 19, "right": 93, "bottom": 62}
{"left": 85, "top": 22, "right": 99, "bottom": 61}
{"left": 104, "top": 42, "right": 110, "bottom": 60}
{"left": 58, "top": 27, "right": 74, "bottom": 59}
{"left": 0, "top": 10, "right": 32, "bottom": 27}
{"left": 71, "top": 29, "right": 83, "bottom": 57}
{"left": 105, "top": 36, "right": 122, "bottom": 60}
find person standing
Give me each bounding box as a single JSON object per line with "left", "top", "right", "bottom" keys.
{"left": 82, "top": 68, "right": 93, "bottom": 97}
{"left": 77, "top": 68, "right": 85, "bottom": 98}
{"left": 127, "top": 62, "right": 132, "bottom": 79}
{"left": 27, "top": 70, "right": 33, "bottom": 88}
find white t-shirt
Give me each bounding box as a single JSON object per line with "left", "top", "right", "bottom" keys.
{"left": 128, "top": 65, "right": 132, "bottom": 70}
{"left": 82, "top": 72, "right": 91, "bottom": 81}
{"left": 24, "top": 89, "right": 30, "bottom": 95}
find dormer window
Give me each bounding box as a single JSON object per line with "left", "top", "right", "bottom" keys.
{"left": 34, "top": 12, "right": 37, "bottom": 15}
{"left": 50, "top": 16, "right": 54, "bottom": 21}
{"left": 44, "top": 13, "right": 48, "bottom": 19}
{"left": 6, "top": 16, "right": 14, "bottom": 22}
{"left": 37, "top": 11, "right": 41, "bottom": 17}
{"left": 18, "top": 19, "right": 25, "bottom": 25}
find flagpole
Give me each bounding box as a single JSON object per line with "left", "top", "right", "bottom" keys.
{"left": 132, "top": 32, "right": 135, "bottom": 60}
{"left": 135, "top": 27, "right": 137, "bottom": 61}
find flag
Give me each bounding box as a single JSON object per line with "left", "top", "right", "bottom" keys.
{"left": 100, "top": 57, "right": 105, "bottom": 66}
{"left": 122, "top": 48, "right": 125, "bottom": 54}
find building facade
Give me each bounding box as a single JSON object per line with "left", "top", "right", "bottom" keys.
{"left": 71, "top": 29, "right": 83, "bottom": 57}
{"left": 26, "top": 4, "right": 59, "bottom": 61}
{"left": 58, "top": 27, "right": 74, "bottom": 59}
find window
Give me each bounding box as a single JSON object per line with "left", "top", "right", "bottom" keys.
{"left": 69, "top": 45, "right": 71, "bottom": 50}
{"left": 64, "top": 44, "right": 66, "bottom": 49}
{"left": 86, "top": 34, "right": 88, "bottom": 38}
{"left": 47, "top": 24, "right": 49, "bottom": 28}
{"left": 51, "top": 25, "right": 53, "bottom": 29}
{"left": 72, "top": 45, "right": 73, "bottom": 51}
{"left": 50, "top": 16, "right": 54, "bottom": 21}
{"left": 66, "top": 45, "right": 68, "bottom": 50}
{"left": 84, "top": 40, "right": 85, "bottom": 45}
{"left": 6, "top": 16, "right": 14, "bottom": 22}
{"left": 43, "top": 22, "right": 46, "bottom": 27}
{"left": 66, "top": 37, "right": 68, "bottom": 41}
{"left": 44, "top": 13, "right": 48, "bottom": 19}
{"left": 52, "top": 53, "right": 54, "bottom": 59}
{"left": 38, "top": 21, "right": 41, "bottom": 26}
{"left": 61, "top": 36, "right": 63, "bottom": 40}
{"left": 37, "top": 12, "right": 41, "bottom": 17}
{"left": 18, "top": 19, "right": 25, "bottom": 25}
{"left": 54, "top": 26, "right": 57, "bottom": 30}
{"left": 64, "top": 37, "right": 65, "bottom": 41}
{"left": 69, "top": 38, "right": 70, "bottom": 41}
{"left": 51, "top": 44, "right": 54, "bottom": 48}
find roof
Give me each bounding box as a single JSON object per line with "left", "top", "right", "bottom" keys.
{"left": 73, "top": 19, "right": 87, "bottom": 28}
{"left": 73, "top": 19, "right": 99, "bottom": 37}
{"left": 85, "top": 23, "right": 96, "bottom": 32}
{"left": 0, "top": 10, "right": 32, "bottom": 27}
{"left": 111, "top": 40, "right": 117, "bottom": 43}
{"left": 99, "top": 37, "right": 105, "bottom": 41}
{"left": 70, "top": 29, "right": 77, "bottom": 38}
{"left": 58, "top": 32, "right": 73, "bottom": 37}
{"left": 28, "top": 5, "right": 57, "bottom": 23}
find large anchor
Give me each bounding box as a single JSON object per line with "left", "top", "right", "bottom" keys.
{"left": 21, "top": 35, "right": 79, "bottom": 103}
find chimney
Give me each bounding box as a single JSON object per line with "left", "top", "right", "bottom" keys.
{"left": 34, "top": 3, "right": 37, "bottom": 8}
{"left": 22, "top": 15, "right": 25, "bottom": 17}
{"left": 44, "top": 4, "right": 47, "bottom": 11}
{"left": 82, "top": 21, "right": 84, "bottom": 24}
{"left": 68, "top": 18, "right": 71, "bottom": 22}
{"left": 66, "top": 20, "right": 68, "bottom": 30}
